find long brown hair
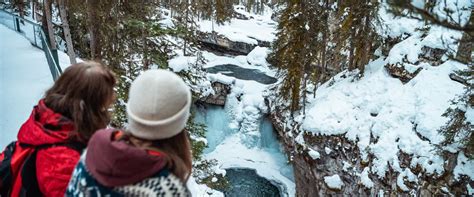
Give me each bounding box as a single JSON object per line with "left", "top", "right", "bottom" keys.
{"left": 151, "top": 131, "right": 193, "bottom": 182}
{"left": 125, "top": 130, "right": 193, "bottom": 182}
{"left": 44, "top": 61, "right": 116, "bottom": 143}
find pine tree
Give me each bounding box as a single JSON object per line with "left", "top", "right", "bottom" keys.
{"left": 334, "top": 0, "right": 379, "bottom": 74}
{"left": 215, "top": 0, "right": 234, "bottom": 25}
{"left": 9, "top": 0, "right": 28, "bottom": 18}
{"left": 269, "top": 0, "right": 340, "bottom": 112}
{"left": 269, "top": 0, "right": 307, "bottom": 113}
{"left": 441, "top": 67, "right": 473, "bottom": 157}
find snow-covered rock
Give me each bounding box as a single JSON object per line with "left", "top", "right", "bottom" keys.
{"left": 324, "top": 175, "right": 344, "bottom": 190}
{"left": 308, "top": 149, "right": 320, "bottom": 160}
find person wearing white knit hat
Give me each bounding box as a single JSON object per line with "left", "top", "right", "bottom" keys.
{"left": 67, "top": 69, "right": 193, "bottom": 196}
{"left": 127, "top": 69, "right": 192, "bottom": 140}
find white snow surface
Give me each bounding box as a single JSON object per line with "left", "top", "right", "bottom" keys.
{"left": 303, "top": 57, "right": 467, "bottom": 178}
{"left": 308, "top": 148, "right": 320, "bottom": 160}
{"left": 198, "top": 6, "right": 276, "bottom": 44}
{"left": 454, "top": 152, "right": 474, "bottom": 181}
{"left": 324, "top": 174, "right": 344, "bottom": 190}
{"left": 0, "top": 24, "right": 71, "bottom": 148}
{"left": 187, "top": 176, "right": 224, "bottom": 197}
{"left": 360, "top": 167, "right": 374, "bottom": 189}
{"left": 302, "top": 1, "right": 472, "bottom": 182}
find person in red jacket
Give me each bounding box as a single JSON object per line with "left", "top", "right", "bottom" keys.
{"left": 0, "top": 61, "right": 116, "bottom": 197}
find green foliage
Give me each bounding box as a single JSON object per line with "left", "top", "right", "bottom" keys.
{"left": 440, "top": 68, "right": 473, "bottom": 158}
{"left": 186, "top": 111, "right": 207, "bottom": 161}
{"left": 193, "top": 159, "right": 230, "bottom": 191}
{"left": 187, "top": 108, "right": 230, "bottom": 191}
{"left": 335, "top": 0, "right": 380, "bottom": 73}
{"left": 269, "top": 0, "right": 380, "bottom": 113}
{"left": 268, "top": 1, "right": 308, "bottom": 112}
{"left": 68, "top": 0, "right": 181, "bottom": 127}
{"left": 4, "top": 0, "right": 28, "bottom": 17}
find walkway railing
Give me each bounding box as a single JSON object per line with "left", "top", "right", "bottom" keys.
{"left": 0, "top": 9, "right": 62, "bottom": 80}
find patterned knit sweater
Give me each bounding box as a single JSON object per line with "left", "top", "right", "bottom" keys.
{"left": 66, "top": 158, "right": 191, "bottom": 197}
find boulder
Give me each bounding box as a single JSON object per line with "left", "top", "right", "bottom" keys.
{"left": 199, "top": 82, "right": 231, "bottom": 106}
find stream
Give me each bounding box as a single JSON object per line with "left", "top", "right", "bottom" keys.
{"left": 196, "top": 46, "right": 294, "bottom": 195}
{"left": 223, "top": 168, "right": 280, "bottom": 197}
{"left": 206, "top": 64, "right": 277, "bottom": 84}
{"left": 195, "top": 102, "right": 293, "bottom": 196}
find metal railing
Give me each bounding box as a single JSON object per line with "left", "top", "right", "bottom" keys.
{"left": 0, "top": 9, "right": 62, "bottom": 80}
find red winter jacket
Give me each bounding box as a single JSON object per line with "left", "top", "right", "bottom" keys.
{"left": 0, "top": 100, "right": 84, "bottom": 197}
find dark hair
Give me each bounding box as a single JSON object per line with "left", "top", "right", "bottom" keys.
{"left": 44, "top": 61, "right": 116, "bottom": 143}
{"left": 150, "top": 131, "right": 193, "bottom": 182}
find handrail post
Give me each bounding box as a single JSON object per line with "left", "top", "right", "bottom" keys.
{"left": 51, "top": 49, "right": 59, "bottom": 71}
{"left": 14, "top": 17, "right": 20, "bottom": 32}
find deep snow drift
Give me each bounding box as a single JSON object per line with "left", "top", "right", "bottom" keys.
{"left": 296, "top": 1, "right": 473, "bottom": 193}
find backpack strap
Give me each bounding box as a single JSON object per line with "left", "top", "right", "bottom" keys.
{"left": 0, "top": 141, "right": 17, "bottom": 197}
{"left": 19, "top": 148, "right": 43, "bottom": 196}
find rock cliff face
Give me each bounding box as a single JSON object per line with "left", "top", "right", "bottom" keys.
{"left": 199, "top": 82, "right": 231, "bottom": 106}
{"left": 385, "top": 63, "right": 422, "bottom": 83}
{"left": 269, "top": 102, "right": 472, "bottom": 196}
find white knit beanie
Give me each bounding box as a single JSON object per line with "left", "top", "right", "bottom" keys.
{"left": 126, "top": 69, "right": 192, "bottom": 140}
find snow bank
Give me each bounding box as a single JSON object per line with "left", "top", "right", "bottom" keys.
{"left": 454, "top": 152, "right": 474, "bottom": 180}
{"left": 303, "top": 57, "right": 466, "bottom": 178}
{"left": 246, "top": 46, "right": 270, "bottom": 67}
{"left": 301, "top": 1, "right": 472, "bottom": 181}
{"left": 169, "top": 55, "right": 198, "bottom": 72}
{"left": 198, "top": 9, "right": 276, "bottom": 44}
{"left": 187, "top": 176, "right": 224, "bottom": 197}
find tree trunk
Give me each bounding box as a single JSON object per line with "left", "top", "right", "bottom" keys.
{"left": 456, "top": 10, "right": 473, "bottom": 64}
{"left": 348, "top": 28, "right": 355, "bottom": 71}
{"left": 456, "top": 32, "right": 473, "bottom": 64}
{"left": 142, "top": 30, "right": 149, "bottom": 70}
{"left": 43, "top": 0, "right": 57, "bottom": 50}
{"left": 58, "top": 0, "right": 76, "bottom": 64}
{"left": 16, "top": 0, "right": 25, "bottom": 18}
{"left": 183, "top": 2, "right": 189, "bottom": 56}
{"left": 87, "top": 0, "right": 100, "bottom": 59}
